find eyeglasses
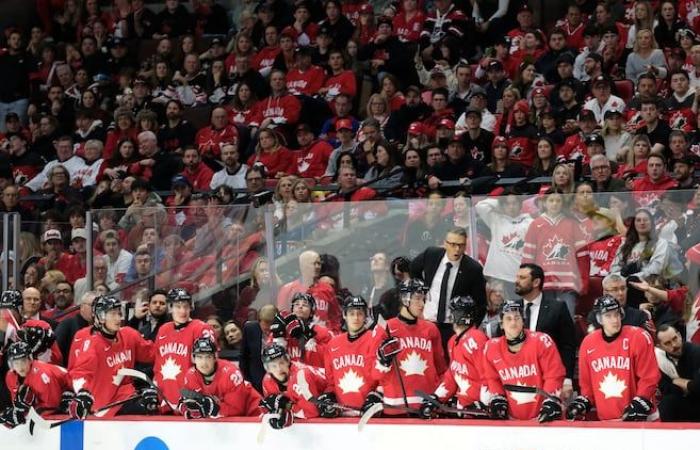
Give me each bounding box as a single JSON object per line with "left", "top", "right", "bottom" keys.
{"left": 445, "top": 241, "right": 466, "bottom": 248}
{"left": 54, "top": 288, "right": 72, "bottom": 294}
{"left": 591, "top": 165, "right": 610, "bottom": 171}
{"left": 246, "top": 177, "right": 263, "bottom": 182}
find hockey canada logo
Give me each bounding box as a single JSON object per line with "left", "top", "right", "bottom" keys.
{"left": 509, "top": 143, "right": 523, "bottom": 158}
{"left": 543, "top": 236, "right": 569, "bottom": 261}
{"left": 501, "top": 232, "right": 524, "bottom": 252}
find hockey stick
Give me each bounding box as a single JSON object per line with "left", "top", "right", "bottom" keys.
{"left": 414, "top": 390, "right": 489, "bottom": 418}
{"left": 357, "top": 403, "right": 383, "bottom": 432}
{"left": 27, "top": 393, "right": 141, "bottom": 433}
{"left": 256, "top": 413, "right": 279, "bottom": 444}
{"left": 384, "top": 325, "right": 409, "bottom": 409}
{"left": 503, "top": 384, "right": 560, "bottom": 403}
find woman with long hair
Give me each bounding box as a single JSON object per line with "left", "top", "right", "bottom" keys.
{"left": 617, "top": 134, "right": 651, "bottom": 178}
{"left": 401, "top": 148, "right": 428, "bottom": 197}
{"left": 530, "top": 137, "right": 557, "bottom": 177}
{"left": 511, "top": 59, "right": 545, "bottom": 100}
{"left": 654, "top": 1, "right": 688, "bottom": 50}
{"left": 363, "top": 140, "right": 403, "bottom": 194}
{"left": 365, "top": 93, "right": 390, "bottom": 130}
{"left": 493, "top": 86, "right": 522, "bottom": 138}
{"left": 551, "top": 162, "right": 576, "bottom": 194}
{"left": 246, "top": 128, "right": 295, "bottom": 178}
{"left": 237, "top": 257, "right": 282, "bottom": 323}
{"left": 484, "top": 136, "right": 527, "bottom": 177}
{"left": 226, "top": 81, "right": 258, "bottom": 125}
{"left": 103, "top": 138, "right": 141, "bottom": 180}
{"left": 225, "top": 33, "right": 256, "bottom": 75}
{"left": 626, "top": 28, "right": 668, "bottom": 84}
{"left": 626, "top": 1, "right": 657, "bottom": 49}
{"left": 601, "top": 109, "right": 632, "bottom": 160}
{"left": 381, "top": 74, "right": 405, "bottom": 111}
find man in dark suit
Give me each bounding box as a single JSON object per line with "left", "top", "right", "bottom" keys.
{"left": 409, "top": 227, "right": 487, "bottom": 348}
{"left": 515, "top": 263, "right": 577, "bottom": 401}
{"left": 240, "top": 304, "right": 276, "bottom": 393}
{"left": 587, "top": 273, "right": 653, "bottom": 333}
{"left": 656, "top": 324, "right": 700, "bottom": 422}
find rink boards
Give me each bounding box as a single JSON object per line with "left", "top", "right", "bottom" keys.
{"left": 5, "top": 417, "right": 700, "bottom": 450}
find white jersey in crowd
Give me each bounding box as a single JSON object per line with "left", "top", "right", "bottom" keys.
{"left": 210, "top": 164, "right": 248, "bottom": 191}
{"left": 72, "top": 158, "right": 106, "bottom": 187}
{"left": 475, "top": 197, "right": 533, "bottom": 282}
{"left": 25, "top": 155, "right": 87, "bottom": 192}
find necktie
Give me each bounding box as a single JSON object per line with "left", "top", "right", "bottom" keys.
{"left": 524, "top": 302, "right": 533, "bottom": 330}
{"left": 437, "top": 262, "right": 453, "bottom": 323}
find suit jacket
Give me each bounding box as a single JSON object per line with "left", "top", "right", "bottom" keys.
{"left": 533, "top": 291, "right": 577, "bottom": 379}
{"left": 240, "top": 321, "right": 266, "bottom": 393}
{"left": 409, "top": 246, "right": 487, "bottom": 323}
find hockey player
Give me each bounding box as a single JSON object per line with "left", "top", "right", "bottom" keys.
{"left": 0, "top": 289, "right": 23, "bottom": 345}
{"left": 178, "top": 337, "right": 262, "bottom": 419}
{"left": 322, "top": 296, "right": 381, "bottom": 414}
{"left": 568, "top": 295, "right": 660, "bottom": 421}
{"left": 18, "top": 319, "right": 63, "bottom": 364}
{"left": 272, "top": 293, "right": 333, "bottom": 369}
{"left": 153, "top": 288, "right": 215, "bottom": 411}
{"left": 68, "top": 295, "right": 157, "bottom": 418}
{"left": 482, "top": 299, "right": 565, "bottom": 422}
{"left": 422, "top": 296, "right": 488, "bottom": 418}
{"left": 260, "top": 342, "right": 330, "bottom": 427}
{"left": 372, "top": 279, "right": 447, "bottom": 412}
{"left": 1, "top": 341, "right": 71, "bottom": 428}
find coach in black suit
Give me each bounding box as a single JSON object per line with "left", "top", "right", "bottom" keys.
{"left": 515, "top": 263, "right": 577, "bottom": 399}
{"left": 409, "top": 227, "right": 487, "bottom": 347}
{"left": 240, "top": 304, "right": 277, "bottom": 393}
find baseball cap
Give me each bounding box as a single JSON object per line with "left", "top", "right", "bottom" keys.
{"left": 604, "top": 108, "right": 623, "bottom": 119}
{"left": 469, "top": 85, "right": 487, "bottom": 99}
{"left": 532, "top": 87, "right": 546, "bottom": 97}
{"left": 171, "top": 175, "right": 192, "bottom": 188}
{"left": 438, "top": 118, "right": 455, "bottom": 129}
{"left": 579, "top": 109, "right": 596, "bottom": 122}
{"left": 295, "top": 46, "right": 312, "bottom": 57}
{"left": 492, "top": 136, "right": 507, "bottom": 149}
{"left": 209, "top": 37, "right": 224, "bottom": 48}
{"left": 586, "top": 52, "right": 604, "bottom": 65}
{"left": 408, "top": 122, "right": 425, "bottom": 135}
{"left": 672, "top": 155, "right": 696, "bottom": 167}
{"left": 109, "top": 37, "right": 127, "bottom": 48}
{"left": 71, "top": 227, "right": 88, "bottom": 241}
{"left": 280, "top": 27, "right": 296, "bottom": 39}
{"left": 448, "top": 135, "right": 464, "bottom": 146}
{"left": 359, "top": 3, "right": 373, "bottom": 14}
{"left": 487, "top": 60, "right": 504, "bottom": 72}
{"left": 335, "top": 118, "right": 353, "bottom": 131}
{"left": 376, "top": 15, "right": 392, "bottom": 28}
{"left": 585, "top": 133, "right": 605, "bottom": 146}
{"left": 317, "top": 25, "right": 331, "bottom": 37}
{"left": 556, "top": 53, "right": 574, "bottom": 66}
{"left": 518, "top": 4, "right": 533, "bottom": 14}
{"left": 592, "top": 74, "right": 611, "bottom": 87}
{"left": 42, "top": 229, "right": 62, "bottom": 243}
{"left": 558, "top": 78, "right": 577, "bottom": 90}
{"left": 464, "top": 106, "right": 482, "bottom": 118}
{"left": 430, "top": 68, "right": 446, "bottom": 78}
{"left": 590, "top": 207, "right": 617, "bottom": 224}
{"left": 296, "top": 123, "right": 312, "bottom": 134}
{"left": 5, "top": 113, "right": 19, "bottom": 122}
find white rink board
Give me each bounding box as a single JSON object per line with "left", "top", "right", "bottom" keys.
{"left": 81, "top": 419, "right": 700, "bottom": 450}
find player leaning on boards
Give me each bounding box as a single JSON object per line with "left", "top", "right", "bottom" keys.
{"left": 177, "top": 337, "right": 262, "bottom": 419}
{"left": 482, "top": 299, "right": 566, "bottom": 422}
{"left": 568, "top": 295, "right": 661, "bottom": 421}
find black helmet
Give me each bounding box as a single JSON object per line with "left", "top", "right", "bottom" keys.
{"left": 594, "top": 294, "right": 624, "bottom": 319}
{"left": 0, "top": 290, "right": 22, "bottom": 311}
{"left": 449, "top": 296, "right": 477, "bottom": 326}
{"left": 92, "top": 295, "right": 123, "bottom": 324}
{"left": 343, "top": 295, "right": 368, "bottom": 313}
{"left": 261, "top": 343, "right": 288, "bottom": 365}
{"left": 291, "top": 292, "right": 316, "bottom": 315}
{"left": 167, "top": 287, "right": 194, "bottom": 308}
{"left": 399, "top": 279, "right": 429, "bottom": 306}
{"left": 6, "top": 341, "right": 31, "bottom": 362}
{"left": 18, "top": 324, "right": 55, "bottom": 357}
{"left": 192, "top": 337, "right": 217, "bottom": 356}
{"left": 499, "top": 298, "right": 524, "bottom": 319}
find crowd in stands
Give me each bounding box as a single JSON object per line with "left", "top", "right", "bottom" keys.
{"left": 3, "top": 0, "right": 700, "bottom": 423}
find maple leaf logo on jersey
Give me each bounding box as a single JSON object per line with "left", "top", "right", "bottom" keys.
{"left": 507, "top": 382, "right": 537, "bottom": 405}
{"left": 501, "top": 232, "right": 524, "bottom": 251}
{"left": 636, "top": 192, "right": 659, "bottom": 211}
{"left": 293, "top": 369, "right": 313, "bottom": 400}
{"left": 112, "top": 372, "right": 123, "bottom": 386}
{"left": 160, "top": 357, "right": 182, "bottom": 381}
{"left": 669, "top": 110, "right": 688, "bottom": 131}
{"left": 509, "top": 143, "right": 523, "bottom": 158}
{"left": 543, "top": 236, "right": 569, "bottom": 261}
{"left": 454, "top": 374, "right": 472, "bottom": 396}
{"left": 338, "top": 369, "right": 365, "bottom": 394}
{"left": 304, "top": 338, "right": 317, "bottom": 352}
{"left": 598, "top": 372, "right": 627, "bottom": 399}
{"left": 399, "top": 351, "right": 427, "bottom": 376}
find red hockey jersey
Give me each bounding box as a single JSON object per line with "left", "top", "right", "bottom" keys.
{"left": 482, "top": 330, "right": 565, "bottom": 420}
{"left": 6, "top": 360, "right": 71, "bottom": 410}
{"left": 153, "top": 319, "right": 215, "bottom": 409}
{"left": 286, "top": 66, "right": 326, "bottom": 96}
{"left": 393, "top": 11, "right": 426, "bottom": 43}
{"left": 251, "top": 95, "right": 302, "bottom": 127}
{"left": 307, "top": 282, "right": 342, "bottom": 333}
{"left": 578, "top": 326, "right": 660, "bottom": 420}
{"left": 195, "top": 125, "right": 239, "bottom": 160}
{"left": 324, "top": 329, "right": 379, "bottom": 408}
{"left": 587, "top": 234, "right": 623, "bottom": 277}
{"left": 285, "top": 323, "right": 333, "bottom": 369}
{"left": 182, "top": 163, "right": 214, "bottom": 191}
{"left": 182, "top": 360, "right": 262, "bottom": 417}
{"left": 252, "top": 46, "right": 281, "bottom": 73}
{"left": 295, "top": 140, "right": 333, "bottom": 178}
{"left": 434, "top": 327, "right": 488, "bottom": 408}
{"left": 69, "top": 327, "right": 154, "bottom": 416}
{"left": 522, "top": 213, "right": 589, "bottom": 293}
{"left": 246, "top": 147, "right": 297, "bottom": 177}
{"left": 557, "top": 132, "right": 587, "bottom": 162}
{"left": 323, "top": 71, "right": 357, "bottom": 103}
{"left": 262, "top": 362, "right": 327, "bottom": 419}
{"left": 632, "top": 176, "right": 678, "bottom": 211}
{"left": 372, "top": 317, "right": 447, "bottom": 410}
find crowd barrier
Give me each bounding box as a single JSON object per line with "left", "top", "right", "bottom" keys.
{"left": 6, "top": 417, "right": 700, "bottom": 450}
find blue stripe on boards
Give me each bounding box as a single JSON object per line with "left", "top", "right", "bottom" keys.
{"left": 60, "top": 420, "right": 84, "bottom": 450}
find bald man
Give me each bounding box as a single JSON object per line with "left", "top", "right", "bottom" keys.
{"left": 22, "top": 287, "right": 43, "bottom": 321}
{"left": 276, "top": 250, "right": 321, "bottom": 310}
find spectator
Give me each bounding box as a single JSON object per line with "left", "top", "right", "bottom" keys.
{"left": 277, "top": 250, "right": 321, "bottom": 310}
{"left": 42, "top": 280, "right": 77, "bottom": 324}
{"left": 133, "top": 130, "right": 181, "bottom": 191}
{"left": 587, "top": 273, "right": 653, "bottom": 331}
{"left": 320, "top": 49, "right": 357, "bottom": 106}
{"left": 210, "top": 143, "right": 248, "bottom": 191}
{"left": 363, "top": 140, "right": 403, "bottom": 195}
{"left": 318, "top": 0, "right": 355, "bottom": 50}
{"left": 294, "top": 123, "right": 333, "bottom": 179}
{"left": 25, "top": 136, "right": 86, "bottom": 192}
{"left": 102, "top": 230, "right": 132, "bottom": 285}
{"left": 20, "top": 287, "right": 44, "bottom": 322}
{"left": 181, "top": 147, "right": 214, "bottom": 191}
{"left": 638, "top": 99, "right": 672, "bottom": 155}
{"left": 54, "top": 290, "right": 95, "bottom": 366}
{"left": 584, "top": 75, "right": 626, "bottom": 125}
{"left": 589, "top": 154, "right": 626, "bottom": 195}
{"left": 157, "top": 99, "right": 196, "bottom": 154}
{"left": 0, "top": 30, "right": 31, "bottom": 131}
{"left": 530, "top": 137, "right": 557, "bottom": 177}
{"left": 219, "top": 320, "right": 243, "bottom": 362}
{"left": 631, "top": 153, "right": 678, "bottom": 211}
{"left": 247, "top": 128, "right": 295, "bottom": 178}
{"left": 626, "top": 29, "right": 668, "bottom": 85}
{"left": 240, "top": 303, "right": 277, "bottom": 392}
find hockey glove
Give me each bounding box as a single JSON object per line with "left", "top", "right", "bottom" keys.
{"left": 361, "top": 391, "right": 383, "bottom": 415}
{"left": 316, "top": 393, "right": 340, "bottom": 418}
{"left": 0, "top": 407, "right": 26, "bottom": 429}
{"left": 377, "top": 336, "right": 401, "bottom": 367}
{"left": 302, "top": 324, "right": 317, "bottom": 340}
{"left": 622, "top": 396, "right": 653, "bottom": 422}
{"left": 15, "top": 384, "right": 36, "bottom": 411}
{"left": 419, "top": 394, "right": 440, "bottom": 420}
{"left": 269, "top": 408, "right": 294, "bottom": 429}
{"left": 537, "top": 398, "right": 562, "bottom": 423}
{"left": 68, "top": 390, "right": 94, "bottom": 420}
{"left": 286, "top": 317, "right": 307, "bottom": 340}
{"left": 59, "top": 391, "right": 75, "bottom": 414}
{"left": 178, "top": 398, "right": 205, "bottom": 420}
{"left": 488, "top": 395, "right": 508, "bottom": 420}
{"left": 138, "top": 387, "right": 160, "bottom": 414}
{"left": 565, "top": 396, "right": 591, "bottom": 421}
{"left": 259, "top": 394, "right": 292, "bottom": 415}
{"left": 270, "top": 312, "right": 295, "bottom": 338}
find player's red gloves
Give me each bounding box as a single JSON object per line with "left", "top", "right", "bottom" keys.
{"left": 377, "top": 336, "right": 401, "bottom": 367}
{"left": 270, "top": 311, "right": 295, "bottom": 338}
{"left": 68, "top": 390, "right": 94, "bottom": 420}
